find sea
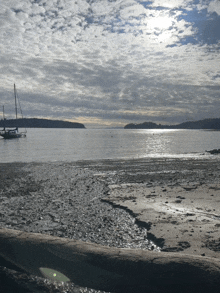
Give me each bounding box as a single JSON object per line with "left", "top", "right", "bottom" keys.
{"left": 0, "top": 128, "right": 220, "bottom": 163}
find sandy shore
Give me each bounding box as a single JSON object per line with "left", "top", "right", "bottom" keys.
{"left": 0, "top": 158, "right": 220, "bottom": 292}
{"left": 85, "top": 158, "right": 220, "bottom": 257}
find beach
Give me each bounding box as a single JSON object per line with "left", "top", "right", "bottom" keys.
{"left": 0, "top": 158, "right": 220, "bottom": 292}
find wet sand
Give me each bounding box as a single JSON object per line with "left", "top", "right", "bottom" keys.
{"left": 106, "top": 183, "right": 220, "bottom": 257}
{"left": 0, "top": 158, "right": 220, "bottom": 292}
{"left": 85, "top": 158, "right": 220, "bottom": 257}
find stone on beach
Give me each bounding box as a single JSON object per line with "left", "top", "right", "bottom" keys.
{"left": 1, "top": 228, "right": 220, "bottom": 293}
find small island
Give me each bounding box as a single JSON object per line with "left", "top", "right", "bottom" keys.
{"left": 124, "top": 118, "right": 220, "bottom": 129}
{"left": 0, "top": 118, "right": 85, "bottom": 128}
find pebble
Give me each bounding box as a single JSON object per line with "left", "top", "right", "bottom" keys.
{"left": 0, "top": 162, "right": 160, "bottom": 293}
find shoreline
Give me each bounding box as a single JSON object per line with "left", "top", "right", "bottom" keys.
{"left": 1, "top": 158, "right": 220, "bottom": 292}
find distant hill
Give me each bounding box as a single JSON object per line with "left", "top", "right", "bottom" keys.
{"left": 0, "top": 118, "right": 85, "bottom": 129}
{"left": 175, "top": 118, "right": 220, "bottom": 129}
{"left": 124, "top": 122, "right": 159, "bottom": 129}
{"left": 124, "top": 118, "right": 220, "bottom": 129}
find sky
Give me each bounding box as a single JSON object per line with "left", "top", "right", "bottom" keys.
{"left": 0, "top": 0, "right": 220, "bottom": 128}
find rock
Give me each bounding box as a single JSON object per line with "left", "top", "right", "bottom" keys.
{"left": 206, "top": 149, "right": 220, "bottom": 154}
{"left": 1, "top": 228, "right": 220, "bottom": 293}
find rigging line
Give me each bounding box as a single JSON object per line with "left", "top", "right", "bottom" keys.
{"left": 17, "top": 91, "right": 27, "bottom": 133}
{"left": 14, "top": 84, "right": 18, "bottom": 120}
{"left": 14, "top": 86, "right": 27, "bottom": 134}
{"left": 16, "top": 91, "right": 24, "bottom": 118}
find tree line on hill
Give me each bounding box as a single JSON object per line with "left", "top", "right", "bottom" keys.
{"left": 124, "top": 118, "right": 220, "bottom": 129}
{"left": 0, "top": 118, "right": 85, "bottom": 128}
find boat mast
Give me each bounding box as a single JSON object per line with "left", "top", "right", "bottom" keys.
{"left": 14, "top": 83, "right": 18, "bottom": 119}
{"left": 2, "top": 105, "right": 5, "bottom": 129}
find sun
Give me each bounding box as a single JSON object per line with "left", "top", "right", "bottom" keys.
{"left": 145, "top": 14, "right": 175, "bottom": 43}
{"left": 148, "top": 16, "right": 173, "bottom": 30}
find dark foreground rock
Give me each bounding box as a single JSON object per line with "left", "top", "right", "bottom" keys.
{"left": 0, "top": 264, "right": 93, "bottom": 293}
{"left": 1, "top": 228, "right": 220, "bottom": 293}
{"left": 206, "top": 149, "right": 220, "bottom": 154}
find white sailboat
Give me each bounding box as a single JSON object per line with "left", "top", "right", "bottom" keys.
{"left": 0, "top": 84, "right": 27, "bottom": 139}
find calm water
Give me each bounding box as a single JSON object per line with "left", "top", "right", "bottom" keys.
{"left": 0, "top": 128, "right": 220, "bottom": 163}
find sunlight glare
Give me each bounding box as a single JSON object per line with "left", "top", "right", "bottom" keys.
{"left": 157, "top": 30, "right": 173, "bottom": 42}
{"left": 39, "top": 267, "right": 70, "bottom": 282}
{"left": 148, "top": 16, "right": 173, "bottom": 30}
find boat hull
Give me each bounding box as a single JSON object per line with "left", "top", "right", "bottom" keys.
{"left": 0, "top": 130, "right": 26, "bottom": 139}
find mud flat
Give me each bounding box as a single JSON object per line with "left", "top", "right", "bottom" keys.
{"left": 0, "top": 158, "right": 220, "bottom": 292}
{"left": 87, "top": 158, "right": 220, "bottom": 257}
{"left": 105, "top": 182, "right": 220, "bottom": 257}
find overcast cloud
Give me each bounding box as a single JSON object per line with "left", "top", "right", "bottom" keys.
{"left": 0, "top": 0, "right": 220, "bottom": 127}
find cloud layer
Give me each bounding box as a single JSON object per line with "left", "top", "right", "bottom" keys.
{"left": 0, "top": 0, "right": 220, "bottom": 127}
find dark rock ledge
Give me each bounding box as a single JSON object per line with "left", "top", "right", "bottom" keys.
{"left": 1, "top": 228, "right": 220, "bottom": 293}
{"left": 206, "top": 149, "right": 220, "bottom": 154}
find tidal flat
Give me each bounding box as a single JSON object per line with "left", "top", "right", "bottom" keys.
{"left": 0, "top": 158, "right": 220, "bottom": 292}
